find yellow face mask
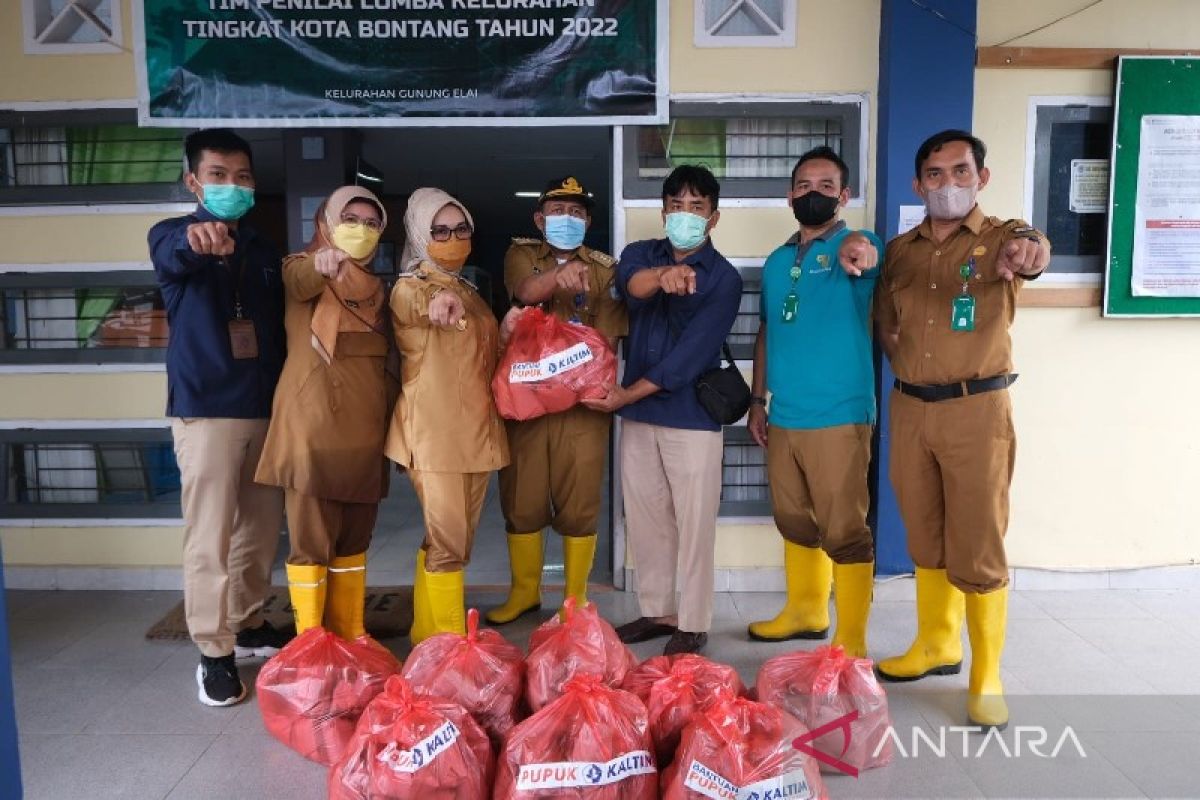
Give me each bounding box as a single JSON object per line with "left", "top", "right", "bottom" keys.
{"left": 427, "top": 238, "right": 471, "bottom": 270}
{"left": 331, "top": 223, "right": 381, "bottom": 261}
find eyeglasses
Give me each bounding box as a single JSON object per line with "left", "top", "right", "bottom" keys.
{"left": 340, "top": 213, "right": 382, "bottom": 232}
{"left": 430, "top": 223, "right": 473, "bottom": 242}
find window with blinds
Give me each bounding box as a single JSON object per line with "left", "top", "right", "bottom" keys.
{"left": 1, "top": 430, "right": 181, "bottom": 519}
{"left": 623, "top": 101, "right": 863, "bottom": 199}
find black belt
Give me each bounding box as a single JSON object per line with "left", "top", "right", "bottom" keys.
{"left": 894, "top": 373, "right": 1017, "bottom": 403}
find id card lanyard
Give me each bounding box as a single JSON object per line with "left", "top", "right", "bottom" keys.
{"left": 951, "top": 256, "right": 976, "bottom": 332}
{"left": 781, "top": 247, "right": 805, "bottom": 323}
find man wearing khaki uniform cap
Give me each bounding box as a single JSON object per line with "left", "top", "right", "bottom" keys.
{"left": 488, "top": 177, "right": 628, "bottom": 625}
{"left": 874, "top": 130, "right": 1050, "bottom": 730}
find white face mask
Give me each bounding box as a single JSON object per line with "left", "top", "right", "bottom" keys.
{"left": 925, "top": 184, "right": 976, "bottom": 220}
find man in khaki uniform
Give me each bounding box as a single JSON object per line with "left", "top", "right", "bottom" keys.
{"left": 874, "top": 130, "right": 1050, "bottom": 729}
{"left": 487, "top": 177, "right": 628, "bottom": 625}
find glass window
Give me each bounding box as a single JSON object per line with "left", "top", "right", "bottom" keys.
{"left": 624, "top": 101, "right": 862, "bottom": 199}
{"left": 695, "top": 0, "right": 797, "bottom": 48}
{"left": 0, "top": 273, "right": 167, "bottom": 364}
{"left": 23, "top": 0, "right": 122, "bottom": 53}
{"left": 720, "top": 427, "right": 769, "bottom": 516}
{"left": 1, "top": 430, "right": 181, "bottom": 519}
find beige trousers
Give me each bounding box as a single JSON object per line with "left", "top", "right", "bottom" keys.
{"left": 620, "top": 419, "right": 724, "bottom": 633}
{"left": 407, "top": 469, "right": 490, "bottom": 573}
{"left": 172, "top": 418, "right": 284, "bottom": 657}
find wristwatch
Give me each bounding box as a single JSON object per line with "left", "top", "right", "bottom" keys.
{"left": 750, "top": 395, "right": 767, "bottom": 406}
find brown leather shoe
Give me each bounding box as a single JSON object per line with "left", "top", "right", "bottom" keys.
{"left": 663, "top": 630, "right": 708, "bottom": 655}
{"left": 615, "top": 617, "right": 677, "bottom": 644}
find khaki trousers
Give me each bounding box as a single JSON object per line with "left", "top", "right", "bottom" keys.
{"left": 499, "top": 405, "right": 611, "bottom": 536}
{"left": 284, "top": 490, "right": 378, "bottom": 565}
{"left": 888, "top": 389, "right": 1015, "bottom": 593}
{"left": 767, "top": 423, "right": 874, "bottom": 564}
{"left": 407, "top": 469, "right": 490, "bottom": 573}
{"left": 620, "top": 419, "right": 723, "bottom": 633}
{"left": 172, "top": 418, "right": 284, "bottom": 658}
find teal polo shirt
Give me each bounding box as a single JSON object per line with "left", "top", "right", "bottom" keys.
{"left": 759, "top": 221, "right": 882, "bottom": 430}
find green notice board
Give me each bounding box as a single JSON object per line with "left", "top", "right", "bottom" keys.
{"left": 1105, "top": 56, "right": 1200, "bottom": 317}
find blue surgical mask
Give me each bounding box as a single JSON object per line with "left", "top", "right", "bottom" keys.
{"left": 200, "top": 183, "right": 255, "bottom": 221}
{"left": 664, "top": 211, "right": 710, "bottom": 251}
{"left": 544, "top": 214, "right": 586, "bottom": 250}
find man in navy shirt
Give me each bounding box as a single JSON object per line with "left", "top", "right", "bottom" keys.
{"left": 148, "top": 129, "right": 287, "bottom": 707}
{"left": 584, "top": 165, "right": 743, "bottom": 655}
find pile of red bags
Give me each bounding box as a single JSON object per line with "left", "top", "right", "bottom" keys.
{"left": 525, "top": 598, "right": 636, "bottom": 712}
{"left": 662, "top": 696, "right": 828, "bottom": 800}
{"left": 620, "top": 654, "right": 746, "bottom": 766}
{"left": 493, "top": 307, "right": 617, "bottom": 421}
{"left": 256, "top": 628, "right": 400, "bottom": 765}
{"left": 756, "top": 645, "right": 893, "bottom": 775}
{"left": 401, "top": 608, "right": 526, "bottom": 748}
{"left": 328, "top": 675, "right": 495, "bottom": 800}
{"left": 495, "top": 674, "right": 658, "bottom": 800}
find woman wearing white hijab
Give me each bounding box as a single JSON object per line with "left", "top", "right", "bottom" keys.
{"left": 386, "top": 187, "right": 522, "bottom": 643}
{"left": 257, "top": 185, "right": 395, "bottom": 640}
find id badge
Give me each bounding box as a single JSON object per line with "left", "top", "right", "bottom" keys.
{"left": 951, "top": 295, "right": 976, "bottom": 332}
{"left": 781, "top": 290, "right": 799, "bottom": 323}
{"left": 228, "top": 319, "right": 259, "bottom": 359}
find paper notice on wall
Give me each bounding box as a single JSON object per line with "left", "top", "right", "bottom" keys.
{"left": 898, "top": 205, "right": 925, "bottom": 235}
{"left": 1131, "top": 115, "right": 1200, "bottom": 297}
{"left": 1069, "top": 159, "right": 1109, "bottom": 213}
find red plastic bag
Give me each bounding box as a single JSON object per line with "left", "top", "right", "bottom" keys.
{"left": 525, "top": 598, "right": 635, "bottom": 713}
{"left": 401, "top": 608, "right": 526, "bottom": 748}
{"left": 494, "top": 674, "right": 658, "bottom": 799}
{"left": 756, "top": 645, "right": 893, "bottom": 775}
{"left": 493, "top": 307, "right": 617, "bottom": 421}
{"left": 662, "top": 696, "right": 829, "bottom": 800}
{"left": 256, "top": 627, "right": 400, "bottom": 765}
{"left": 620, "top": 654, "right": 746, "bottom": 766}
{"left": 328, "top": 675, "right": 495, "bottom": 800}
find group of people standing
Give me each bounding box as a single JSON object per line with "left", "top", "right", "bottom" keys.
{"left": 150, "top": 126, "right": 1049, "bottom": 732}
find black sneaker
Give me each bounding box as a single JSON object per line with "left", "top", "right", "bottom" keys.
{"left": 234, "top": 621, "right": 292, "bottom": 660}
{"left": 196, "top": 654, "right": 247, "bottom": 707}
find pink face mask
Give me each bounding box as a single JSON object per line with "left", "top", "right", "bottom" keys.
{"left": 925, "top": 184, "right": 976, "bottom": 220}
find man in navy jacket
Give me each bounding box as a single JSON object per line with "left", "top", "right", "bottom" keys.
{"left": 148, "top": 129, "right": 287, "bottom": 707}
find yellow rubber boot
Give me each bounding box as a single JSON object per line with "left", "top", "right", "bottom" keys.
{"left": 285, "top": 563, "right": 327, "bottom": 635}
{"left": 425, "top": 568, "right": 467, "bottom": 637}
{"left": 325, "top": 552, "right": 367, "bottom": 641}
{"left": 748, "top": 542, "right": 832, "bottom": 641}
{"left": 409, "top": 549, "right": 434, "bottom": 646}
{"left": 831, "top": 561, "right": 874, "bottom": 659}
{"left": 485, "top": 532, "right": 544, "bottom": 625}
{"left": 966, "top": 588, "right": 1009, "bottom": 729}
{"left": 561, "top": 534, "right": 597, "bottom": 619}
{"left": 877, "top": 567, "right": 965, "bottom": 681}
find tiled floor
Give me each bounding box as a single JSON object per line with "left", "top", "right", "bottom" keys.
{"left": 7, "top": 581, "right": 1200, "bottom": 799}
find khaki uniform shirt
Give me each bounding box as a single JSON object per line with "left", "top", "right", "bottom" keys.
{"left": 385, "top": 263, "right": 510, "bottom": 473}
{"left": 256, "top": 253, "right": 394, "bottom": 504}
{"left": 875, "top": 206, "right": 1048, "bottom": 385}
{"left": 503, "top": 239, "right": 628, "bottom": 338}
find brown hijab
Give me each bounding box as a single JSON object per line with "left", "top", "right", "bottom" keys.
{"left": 309, "top": 186, "right": 388, "bottom": 363}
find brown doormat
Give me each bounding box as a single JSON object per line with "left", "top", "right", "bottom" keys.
{"left": 145, "top": 586, "right": 413, "bottom": 641}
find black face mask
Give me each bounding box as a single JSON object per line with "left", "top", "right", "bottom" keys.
{"left": 791, "top": 191, "right": 841, "bottom": 226}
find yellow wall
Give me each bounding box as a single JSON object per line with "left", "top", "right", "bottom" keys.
{"left": 0, "top": 373, "right": 166, "bottom": 419}
{"left": 1, "top": 526, "right": 182, "bottom": 566}
{"left": 975, "top": 0, "right": 1200, "bottom": 569}
{"left": 0, "top": 213, "right": 167, "bottom": 263}
{"left": 0, "top": 0, "right": 137, "bottom": 103}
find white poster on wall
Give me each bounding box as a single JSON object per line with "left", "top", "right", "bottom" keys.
{"left": 1131, "top": 115, "right": 1200, "bottom": 297}
{"left": 1069, "top": 159, "right": 1108, "bottom": 213}
{"left": 897, "top": 205, "right": 925, "bottom": 235}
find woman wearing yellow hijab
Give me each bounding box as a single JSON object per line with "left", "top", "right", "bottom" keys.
{"left": 257, "top": 185, "right": 395, "bottom": 640}
{"left": 386, "top": 187, "right": 521, "bottom": 644}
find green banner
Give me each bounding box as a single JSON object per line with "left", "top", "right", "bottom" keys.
{"left": 135, "top": 0, "right": 664, "bottom": 126}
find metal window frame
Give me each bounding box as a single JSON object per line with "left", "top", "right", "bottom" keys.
{"left": 0, "top": 271, "right": 167, "bottom": 364}
{"left": 0, "top": 107, "right": 190, "bottom": 205}
{"left": 0, "top": 427, "right": 181, "bottom": 519}
{"left": 622, "top": 99, "right": 864, "bottom": 200}
{"left": 22, "top": 0, "right": 123, "bottom": 55}
{"left": 694, "top": 0, "right": 798, "bottom": 49}
{"left": 719, "top": 425, "right": 771, "bottom": 517}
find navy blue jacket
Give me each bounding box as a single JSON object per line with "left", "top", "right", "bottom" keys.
{"left": 149, "top": 207, "right": 285, "bottom": 418}
{"left": 616, "top": 237, "right": 744, "bottom": 432}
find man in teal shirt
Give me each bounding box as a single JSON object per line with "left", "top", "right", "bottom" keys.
{"left": 746, "top": 146, "right": 881, "bottom": 656}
